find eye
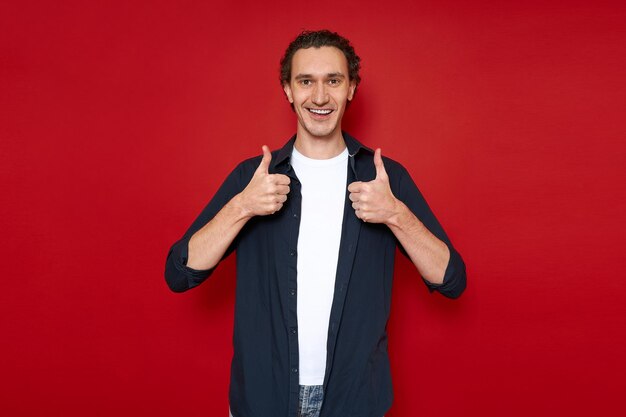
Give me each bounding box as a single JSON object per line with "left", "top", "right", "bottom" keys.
{"left": 300, "top": 79, "right": 312, "bottom": 86}
{"left": 328, "top": 79, "right": 340, "bottom": 85}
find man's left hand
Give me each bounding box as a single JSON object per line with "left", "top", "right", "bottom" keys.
{"left": 348, "top": 148, "right": 400, "bottom": 224}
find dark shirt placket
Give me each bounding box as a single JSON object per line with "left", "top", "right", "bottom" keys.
{"left": 280, "top": 161, "right": 302, "bottom": 417}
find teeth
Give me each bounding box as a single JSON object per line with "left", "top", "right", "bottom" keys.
{"left": 309, "top": 109, "right": 332, "bottom": 115}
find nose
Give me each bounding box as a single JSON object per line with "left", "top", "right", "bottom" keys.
{"left": 311, "top": 82, "right": 329, "bottom": 106}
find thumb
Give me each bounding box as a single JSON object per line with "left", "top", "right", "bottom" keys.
{"left": 256, "top": 145, "right": 272, "bottom": 174}
{"left": 374, "top": 148, "right": 387, "bottom": 180}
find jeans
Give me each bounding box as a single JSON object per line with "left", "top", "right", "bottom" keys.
{"left": 227, "top": 385, "right": 385, "bottom": 416}
{"left": 229, "top": 385, "right": 324, "bottom": 417}
{"left": 297, "top": 385, "right": 324, "bottom": 417}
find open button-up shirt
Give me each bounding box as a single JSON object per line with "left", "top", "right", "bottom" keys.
{"left": 165, "top": 132, "right": 466, "bottom": 417}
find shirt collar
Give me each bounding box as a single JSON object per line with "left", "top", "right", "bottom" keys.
{"left": 271, "top": 131, "right": 374, "bottom": 171}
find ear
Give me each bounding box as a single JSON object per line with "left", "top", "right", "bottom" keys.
{"left": 283, "top": 83, "right": 294, "bottom": 103}
{"left": 347, "top": 80, "right": 356, "bottom": 101}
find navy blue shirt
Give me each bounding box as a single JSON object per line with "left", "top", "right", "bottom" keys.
{"left": 165, "top": 132, "right": 466, "bottom": 417}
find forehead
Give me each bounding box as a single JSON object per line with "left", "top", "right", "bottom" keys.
{"left": 290, "top": 46, "right": 349, "bottom": 78}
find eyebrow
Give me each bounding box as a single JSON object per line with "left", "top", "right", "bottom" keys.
{"left": 294, "top": 72, "right": 347, "bottom": 80}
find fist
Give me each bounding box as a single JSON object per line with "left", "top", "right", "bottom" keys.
{"left": 239, "top": 145, "right": 291, "bottom": 217}
{"left": 347, "top": 148, "right": 399, "bottom": 224}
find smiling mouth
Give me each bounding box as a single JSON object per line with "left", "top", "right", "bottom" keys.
{"left": 307, "top": 108, "right": 333, "bottom": 116}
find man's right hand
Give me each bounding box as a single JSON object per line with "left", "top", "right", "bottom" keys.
{"left": 238, "top": 145, "right": 291, "bottom": 217}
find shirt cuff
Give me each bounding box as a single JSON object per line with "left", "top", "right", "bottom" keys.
{"left": 165, "top": 236, "right": 215, "bottom": 292}
{"left": 422, "top": 245, "right": 466, "bottom": 299}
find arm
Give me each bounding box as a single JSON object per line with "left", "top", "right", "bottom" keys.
{"left": 347, "top": 149, "right": 466, "bottom": 298}
{"left": 165, "top": 146, "right": 290, "bottom": 292}
{"left": 385, "top": 201, "right": 450, "bottom": 285}
{"left": 185, "top": 193, "right": 250, "bottom": 271}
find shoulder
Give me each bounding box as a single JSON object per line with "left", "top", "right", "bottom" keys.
{"left": 381, "top": 154, "right": 408, "bottom": 176}
{"left": 216, "top": 155, "right": 258, "bottom": 192}
{"left": 237, "top": 154, "right": 262, "bottom": 173}
{"left": 236, "top": 148, "right": 283, "bottom": 171}
{"left": 382, "top": 156, "right": 414, "bottom": 198}
{"left": 356, "top": 150, "right": 409, "bottom": 178}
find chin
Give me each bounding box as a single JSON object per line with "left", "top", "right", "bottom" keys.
{"left": 308, "top": 128, "right": 337, "bottom": 139}
{"left": 302, "top": 122, "right": 339, "bottom": 139}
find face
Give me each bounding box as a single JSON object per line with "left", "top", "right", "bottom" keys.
{"left": 283, "top": 46, "right": 356, "bottom": 140}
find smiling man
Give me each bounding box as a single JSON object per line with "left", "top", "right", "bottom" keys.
{"left": 284, "top": 45, "right": 355, "bottom": 145}
{"left": 165, "top": 30, "right": 466, "bottom": 417}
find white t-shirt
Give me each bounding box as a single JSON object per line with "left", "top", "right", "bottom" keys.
{"left": 290, "top": 145, "right": 348, "bottom": 386}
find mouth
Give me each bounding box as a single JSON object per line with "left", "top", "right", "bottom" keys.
{"left": 307, "top": 108, "right": 334, "bottom": 119}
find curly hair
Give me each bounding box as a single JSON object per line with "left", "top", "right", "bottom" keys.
{"left": 279, "top": 30, "right": 362, "bottom": 94}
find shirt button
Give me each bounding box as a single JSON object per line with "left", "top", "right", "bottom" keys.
{"left": 293, "top": 213, "right": 298, "bottom": 218}
{"left": 291, "top": 368, "right": 298, "bottom": 373}
{"left": 290, "top": 250, "right": 296, "bottom": 256}
{"left": 290, "top": 327, "right": 297, "bottom": 334}
{"left": 289, "top": 289, "right": 296, "bottom": 296}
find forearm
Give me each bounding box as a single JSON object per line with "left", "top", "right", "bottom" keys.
{"left": 186, "top": 193, "right": 251, "bottom": 270}
{"left": 386, "top": 200, "right": 450, "bottom": 284}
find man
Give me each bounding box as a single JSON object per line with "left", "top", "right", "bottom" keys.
{"left": 165, "top": 30, "right": 466, "bottom": 417}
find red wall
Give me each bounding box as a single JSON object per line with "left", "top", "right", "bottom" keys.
{"left": 1, "top": 1, "right": 624, "bottom": 416}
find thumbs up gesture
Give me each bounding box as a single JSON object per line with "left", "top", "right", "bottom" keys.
{"left": 239, "top": 145, "right": 291, "bottom": 217}
{"left": 347, "top": 148, "right": 399, "bottom": 224}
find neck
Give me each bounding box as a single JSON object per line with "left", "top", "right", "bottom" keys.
{"left": 294, "top": 126, "right": 346, "bottom": 160}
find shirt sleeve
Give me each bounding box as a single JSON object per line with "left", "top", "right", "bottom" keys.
{"left": 164, "top": 162, "right": 246, "bottom": 292}
{"left": 394, "top": 165, "right": 467, "bottom": 299}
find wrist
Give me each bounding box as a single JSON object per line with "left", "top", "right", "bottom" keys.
{"left": 231, "top": 193, "right": 254, "bottom": 220}
{"left": 387, "top": 199, "right": 424, "bottom": 232}
{"left": 385, "top": 198, "right": 406, "bottom": 228}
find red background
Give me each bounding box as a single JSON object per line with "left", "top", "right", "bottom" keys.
{"left": 1, "top": 1, "right": 624, "bottom": 416}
